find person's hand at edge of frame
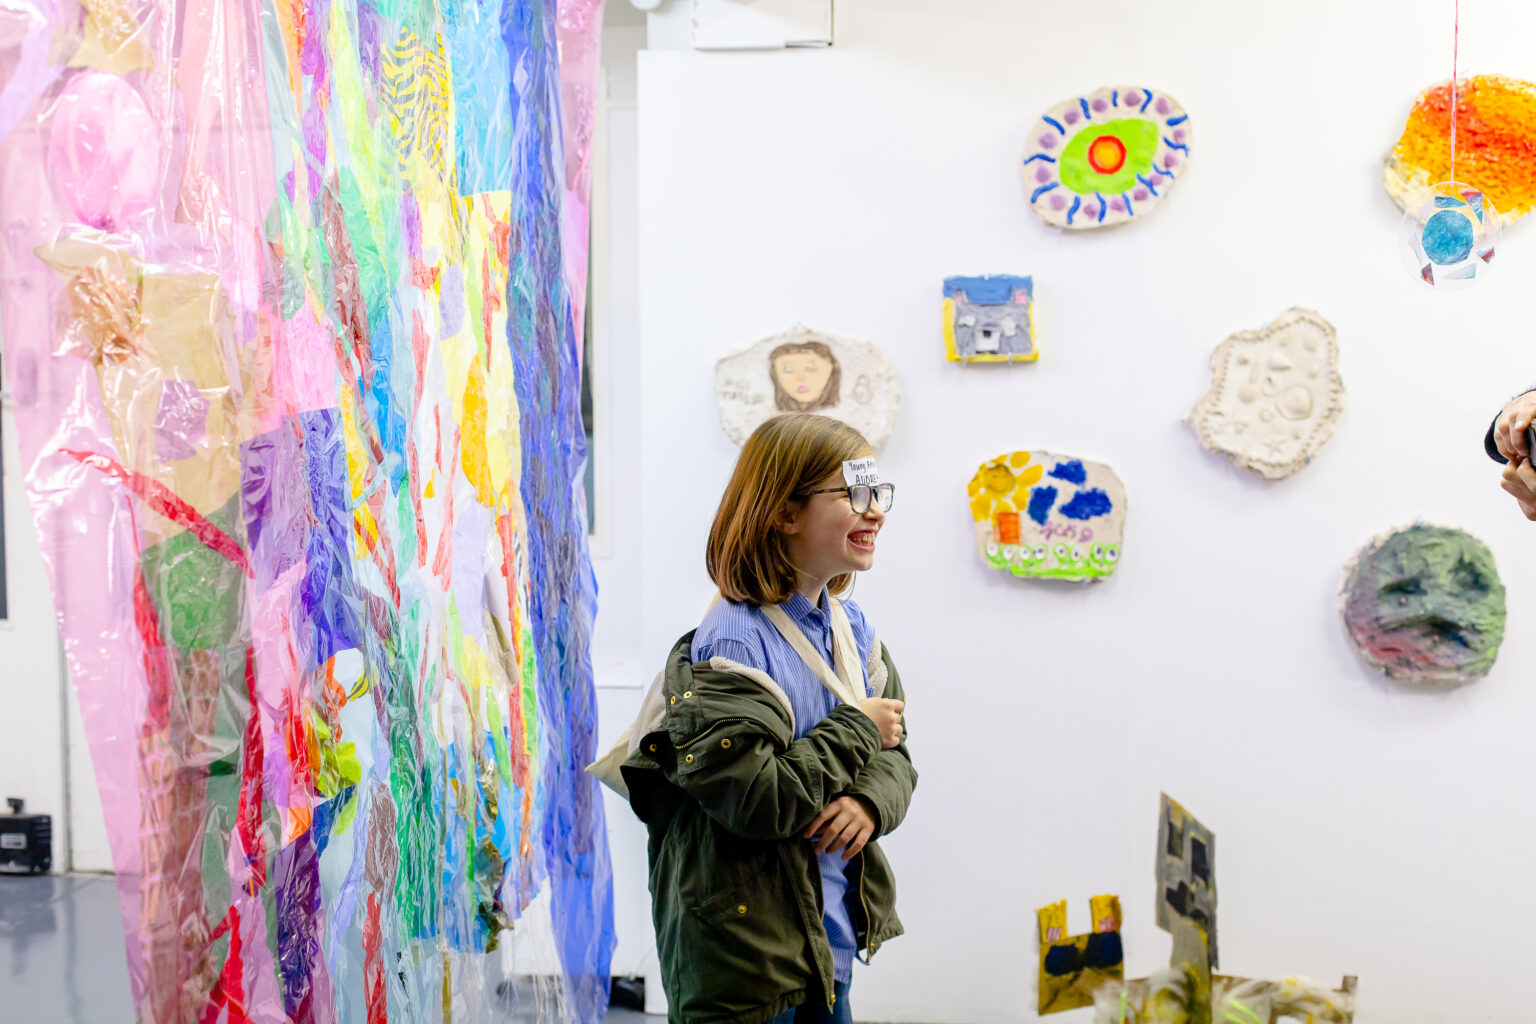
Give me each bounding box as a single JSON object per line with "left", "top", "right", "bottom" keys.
{"left": 1493, "top": 393, "right": 1536, "bottom": 464}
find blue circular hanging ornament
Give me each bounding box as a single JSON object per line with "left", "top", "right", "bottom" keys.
{"left": 1400, "top": 181, "right": 1500, "bottom": 289}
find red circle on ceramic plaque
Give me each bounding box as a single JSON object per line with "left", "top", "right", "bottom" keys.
{"left": 1086, "top": 134, "right": 1127, "bottom": 175}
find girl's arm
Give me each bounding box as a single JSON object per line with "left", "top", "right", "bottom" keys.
{"left": 659, "top": 679, "right": 884, "bottom": 842}
{"left": 844, "top": 643, "right": 918, "bottom": 837}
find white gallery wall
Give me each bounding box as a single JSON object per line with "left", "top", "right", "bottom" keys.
{"left": 616, "top": 1, "right": 1536, "bottom": 1021}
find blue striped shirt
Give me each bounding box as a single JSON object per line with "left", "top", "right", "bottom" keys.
{"left": 691, "top": 588, "right": 874, "bottom": 983}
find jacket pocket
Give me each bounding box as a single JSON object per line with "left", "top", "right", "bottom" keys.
{"left": 672, "top": 717, "right": 758, "bottom": 777}
{"left": 691, "top": 885, "right": 763, "bottom": 926}
{"left": 674, "top": 872, "right": 813, "bottom": 1019}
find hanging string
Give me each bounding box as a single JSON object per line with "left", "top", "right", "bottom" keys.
{"left": 1450, "top": 0, "right": 1459, "bottom": 186}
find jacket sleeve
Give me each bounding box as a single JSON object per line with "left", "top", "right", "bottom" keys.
{"left": 844, "top": 643, "right": 918, "bottom": 838}
{"left": 667, "top": 699, "right": 883, "bottom": 841}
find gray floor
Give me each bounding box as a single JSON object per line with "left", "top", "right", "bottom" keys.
{"left": 0, "top": 874, "right": 663, "bottom": 1024}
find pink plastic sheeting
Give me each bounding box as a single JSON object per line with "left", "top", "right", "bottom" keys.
{"left": 558, "top": 0, "right": 604, "bottom": 350}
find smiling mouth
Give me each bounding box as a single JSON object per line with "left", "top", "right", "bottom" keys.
{"left": 849, "top": 530, "right": 877, "bottom": 549}
{"left": 796, "top": 385, "right": 809, "bottom": 393}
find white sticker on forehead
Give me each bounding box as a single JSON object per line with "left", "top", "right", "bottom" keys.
{"left": 842, "top": 458, "right": 880, "bottom": 488}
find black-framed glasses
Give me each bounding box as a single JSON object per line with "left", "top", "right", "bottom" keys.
{"left": 801, "top": 482, "right": 896, "bottom": 514}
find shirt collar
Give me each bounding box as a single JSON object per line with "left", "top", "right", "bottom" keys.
{"left": 783, "top": 587, "right": 830, "bottom": 624}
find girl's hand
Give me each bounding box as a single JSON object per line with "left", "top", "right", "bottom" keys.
{"left": 804, "top": 796, "right": 878, "bottom": 860}
{"left": 1495, "top": 392, "right": 1536, "bottom": 463}
{"left": 858, "top": 697, "right": 904, "bottom": 749}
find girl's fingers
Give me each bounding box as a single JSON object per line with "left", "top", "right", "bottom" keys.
{"left": 819, "top": 814, "right": 857, "bottom": 854}
{"left": 842, "top": 826, "right": 874, "bottom": 860}
{"left": 804, "top": 805, "right": 837, "bottom": 839}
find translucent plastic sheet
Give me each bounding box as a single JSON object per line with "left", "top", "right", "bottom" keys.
{"left": 0, "top": 0, "right": 614, "bottom": 1020}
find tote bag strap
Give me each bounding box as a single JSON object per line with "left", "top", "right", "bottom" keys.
{"left": 761, "top": 600, "right": 863, "bottom": 707}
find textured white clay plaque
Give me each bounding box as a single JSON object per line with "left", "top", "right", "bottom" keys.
{"left": 1187, "top": 308, "right": 1344, "bottom": 480}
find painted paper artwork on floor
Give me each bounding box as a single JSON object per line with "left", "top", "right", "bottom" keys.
{"left": 0, "top": 1, "right": 616, "bottom": 1022}
{"left": 1023, "top": 85, "right": 1190, "bottom": 230}
{"left": 968, "top": 451, "right": 1125, "bottom": 583}
{"left": 1340, "top": 523, "right": 1506, "bottom": 687}
{"left": 1188, "top": 308, "right": 1344, "bottom": 480}
{"left": 1385, "top": 74, "right": 1536, "bottom": 223}
{"left": 942, "top": 275, "right": 1036, "bottom": 363}
{"left": 714, "top": 325, "right": 903, "bottom": 450}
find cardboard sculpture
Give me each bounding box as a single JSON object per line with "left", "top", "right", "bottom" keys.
{"left": 1037, "top": 895, "right": 1124, "bottom": 1014}
{"left": 1188, "top": 308, "right": 1344, "bottom": 480}
{"left": 1081, "top": 795, "right": 1358, "bottom": 1024}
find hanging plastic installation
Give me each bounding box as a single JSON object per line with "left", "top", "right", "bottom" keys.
{"left": 0, "top": 0, "right": 616, "bottom": 1021}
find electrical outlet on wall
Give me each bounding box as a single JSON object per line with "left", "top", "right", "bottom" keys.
{"left": 692, "top": 0, "right": 833, "bottom": 50}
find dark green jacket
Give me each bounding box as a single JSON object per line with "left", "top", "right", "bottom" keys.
{"left": 621, "top": 631, "right": 918, "bottom": 1024}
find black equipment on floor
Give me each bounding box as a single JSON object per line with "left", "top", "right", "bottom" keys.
{"left": 0, "top": 798, "right": 52, "bottom": 875}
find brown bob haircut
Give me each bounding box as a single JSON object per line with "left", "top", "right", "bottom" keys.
{"left": 769, "top": 340, "right": 841, "bottom": 413}
{"left": 706, "top": 413, "right": 872, "bottom": 606}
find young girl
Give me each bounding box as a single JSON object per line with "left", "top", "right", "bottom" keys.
{"left": 619, "top": 413, "right": 916, "bottom": 1024}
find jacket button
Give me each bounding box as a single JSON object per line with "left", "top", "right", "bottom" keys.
{"left": 720, "top": 738, "right": 731, "bottom": 749}
{"left": 736, "top": 904, "right": 747, "bottom": 915}
{"left": 648, "top": 744, "right": 657, "bottom": 753}
{"left": 684, "top": 754, "right": 694, "bottom": 764}
{"left": 683, "top": 691, "right": 693, "bottom": 698}
{"left": 670, "top": 696, "right": 676, "bottom": 705}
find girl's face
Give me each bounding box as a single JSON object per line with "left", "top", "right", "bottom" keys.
{"left": 773, "top": 352, "right": 834, "bottom": 404}
{"left": 780, "top": 458, "right": 886, "bottom": 589}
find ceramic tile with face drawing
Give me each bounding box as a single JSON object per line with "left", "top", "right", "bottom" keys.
{"left": 968, "top": 451, "right": 1126, "bottom": 583}
{"left": 942, "top": 274, "right": 1036, "bottom": 363}
{"left": 1188, "top": 308, "right": 1344, "bottom": 480}
{"left": 714, "top": 325, "right": 902, "bottom": 450}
